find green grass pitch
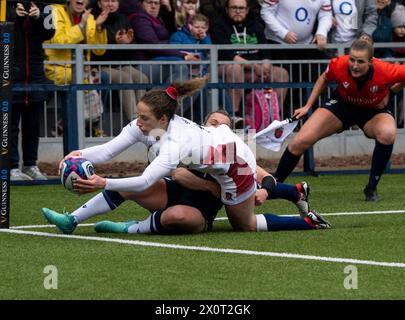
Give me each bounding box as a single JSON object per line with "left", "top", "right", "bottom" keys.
{"left": 1, "top": 173, "right": 405, "bottom": 300}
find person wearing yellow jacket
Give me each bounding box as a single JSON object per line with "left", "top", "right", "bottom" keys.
{"left": 44, "top": 0, "right": 108, "bottom": 84}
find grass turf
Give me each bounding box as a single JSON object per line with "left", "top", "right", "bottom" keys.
{"left": 1, "top": 173, "right": 405, "bottom": 299}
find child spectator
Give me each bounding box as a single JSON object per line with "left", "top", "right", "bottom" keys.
{"left": 373, "top": 0, "right": 395, "bottom": 58}
{"left": 175, "top": 0, "right": 199, "bottom": 29}
{"left": 391, "top": 4, "right": 405, "bottom": 58}
{"left": 169, "top": 13, "right": 211, "bottom": 76}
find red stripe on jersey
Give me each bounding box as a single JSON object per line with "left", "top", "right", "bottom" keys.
{"left": 264, "top": 0, "right": 278, "bottom": 5}
{"left": 227, "top": 158, "right": 255, "bottom": 196}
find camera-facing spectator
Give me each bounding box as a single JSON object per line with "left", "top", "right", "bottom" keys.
{"left": 211, "top": 0, "right": 289, "bottom": 117}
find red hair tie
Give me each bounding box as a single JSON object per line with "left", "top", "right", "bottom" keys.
{"left": 166, "top": 86, "right": 178, "bottom": 100}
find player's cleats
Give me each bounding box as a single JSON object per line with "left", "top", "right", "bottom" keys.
{"left": 94, "top": 220, "right": 138, "bottom": 234}
{"left": 304, "top": 210, "right": 332, "bottom": 229}
{"left": 295, "top": 181, "right": 310, "bottom": 217}
{"left": 363, "top": 185, "right": 379, "bottom": 202}
{"left": 41, "top": 208, "right": 77, "bottom": 234}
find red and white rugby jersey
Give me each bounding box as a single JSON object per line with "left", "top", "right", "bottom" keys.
{"left": 325, "top": 55, "right": 405, "bottom": 107}
{"left": 82, "top": 115, "right": 256, "bottom": 201}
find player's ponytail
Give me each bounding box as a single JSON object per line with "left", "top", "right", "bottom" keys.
{"left": 140, "top": 77, "right": 206, "bottom": 120}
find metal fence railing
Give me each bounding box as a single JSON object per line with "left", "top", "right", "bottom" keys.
{"left": 12, "top": 43, "right": 405, "bottom": 174}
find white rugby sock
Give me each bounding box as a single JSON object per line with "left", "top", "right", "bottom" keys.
{"left": 127, "top": 214, "right": 153, "bottom": 234}
{"left": 72, "top": 193, "right": 112, "bottom": 223}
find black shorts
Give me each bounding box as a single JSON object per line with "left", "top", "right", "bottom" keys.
{"left": 163, "top": 177, "right": 223, "bottom": 231}
{"left": 321, "top": 92, "right": 394, "bottom": 132}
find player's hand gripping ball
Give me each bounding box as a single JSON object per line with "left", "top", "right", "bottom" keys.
{"left": 61, "top": 157, "right": 94, "bottom": 193}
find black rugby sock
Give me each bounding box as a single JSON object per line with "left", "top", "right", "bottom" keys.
{"left": 367, "top": 141, "right": 393, "bottom": 189}
{"left": 274, "top": 148, "right": 301, "bottom": 182}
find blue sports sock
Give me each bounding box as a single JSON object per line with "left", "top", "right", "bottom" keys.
{"left": 263, "top": 213, "right": 313, "bottom": 231}
{"left": 102, "top": 190, "right": 125, "bottom": 210}
{"left": 267, "top": 183, "right": 299, "bottom": 202}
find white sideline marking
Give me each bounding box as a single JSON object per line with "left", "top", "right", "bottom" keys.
{"left": 10, "top": 209, "right": 405, "bottom": 229}
{"left": 1, "top": 228, "right": 405, "bottom": 269}
{"left": 215, "top": 209, "right": 405, "bottom": 220}
{"left": 11, "top": 223, "right": 95, "bottom": 230}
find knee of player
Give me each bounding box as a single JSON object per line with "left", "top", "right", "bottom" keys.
{"left": 375, "top": 129, "right": 396, "bottom": 145}
{"left": 289, "top": 136, "right": 310, "bottom": 155}
{"left": 161, "top": 207, "right": 189, "bottom": 226}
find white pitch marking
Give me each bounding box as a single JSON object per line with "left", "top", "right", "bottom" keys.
{"left": 10, "top": 209, "right": 405, "bottom": 228}
{"left": 214, "top": 209, "right": 405, "bottom": 220}
{"left": 11, "top": 223, "right": 95, "bottom": 230}
{"left": 1, "top": 228, "right": 405, "bottom": 269}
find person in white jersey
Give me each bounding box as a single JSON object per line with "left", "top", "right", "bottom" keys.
{"left": 329, "top": 0, "right": 377, "bottom": 45}
{"left": 41, "top": 78, "right": 331, "bottom": 234}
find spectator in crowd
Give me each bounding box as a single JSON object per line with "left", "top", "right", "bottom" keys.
{"left": 8, "top": 1, "right": 55, "bottom": 181}
{"left": 174, "top": 0, "right": 199, "bottom": 30}
{"left": 44, "top": 0, "right": 109, "bottom": 137}
{"left": 260, "top": 0, "right": 332, "bottom": 113}
{"left": 260, "top": 0, "right": 332, "bottom": 54}
{"left": 90, "top": 0, "right": 149, "bottom": 122}
{"left": 120, "top": 0, "right": 197, "bottom": 83}
{"left": 329, "top": 0, "right": 377, "bottom": 45}
{"left": 373, "top": 0, "right": 395, "bottom": 58}
{"left": 169, "top": 13, "right": 211, "bottom": 123}
{"left": 391, "top": 4, "right": 405, "bottom": 58}
{"left": 199, "top": 0, "right": 262, "bottom": 25}
{"left": 169, "top": 13, "right": 211, "bottom": 77}
{"left": 44, "top": 0, "right": 107, "bottom": 85}
{"left": 121, "top": 0, "right": 200, "bottom": 117}
{"left": 210, "top": 0, "right": 289, "bottom": 120}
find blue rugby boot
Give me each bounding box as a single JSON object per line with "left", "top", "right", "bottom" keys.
{"left": 94, "top": 220, "right": 138, "bottom": 234}
{"left": 41, "top": 208, "right": 77, "bottom": 234}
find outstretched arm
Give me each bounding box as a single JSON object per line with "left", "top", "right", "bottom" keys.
{"left": 293, "top": 72, "right": 329, "bottom": 119}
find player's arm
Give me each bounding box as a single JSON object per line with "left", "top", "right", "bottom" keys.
{"left": 255, "top": 165, "right": 277, "bottom": 206}
{"left": 171, "top": 168, "right": 221, "bottom": 199}
{"left": 390, "top": 81, "right": 405, "bottom": 94}
{"left": 293, "top": 72, "right": 329, "bottom": 119}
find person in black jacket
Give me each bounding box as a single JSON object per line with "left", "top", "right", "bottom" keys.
{"left": 210, "top": 0, "right": 288, "bottom": 118}
{"left": 8, "top": 1, "right": 55, "bottom": 181}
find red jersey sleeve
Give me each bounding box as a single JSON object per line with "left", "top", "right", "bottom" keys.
{"left": 379, "top": 60, "right": 405, "bottom": 84}
{"left": 324, "top": 57, "right": 341, "bottom": 82}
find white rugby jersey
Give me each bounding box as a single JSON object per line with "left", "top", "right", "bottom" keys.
{"left": 261, "top": 0, "right": 332, "bottom": 44}
{"left": 81, "top": 115, "right": 256, "bottom": 195}
{"left": 332, "top": 0, "right": 358, "bottom": 43}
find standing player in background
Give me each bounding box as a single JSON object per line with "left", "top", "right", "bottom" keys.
{"left": 273, "top": 39, "right": 405, "bottom": 201}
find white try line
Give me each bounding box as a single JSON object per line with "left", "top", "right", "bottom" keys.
{"left": 10, "top": 209, "right": 405, "bottom": 229}
{"left": 1, "top": 228, "right": 405, "bottom": 269}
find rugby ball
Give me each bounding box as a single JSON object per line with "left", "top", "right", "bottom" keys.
{"left": 60, "top": 157, "right": 94, "bottom": 193}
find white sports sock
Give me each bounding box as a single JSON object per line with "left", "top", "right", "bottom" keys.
{"left": 256, "top": 214, "right": 268, "bottom": 232}
{"left": 127, "top": 214, "right": 153, "bottom": 234}
{"left": 72, "top": 193, "right": 112, "bottom": 223}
